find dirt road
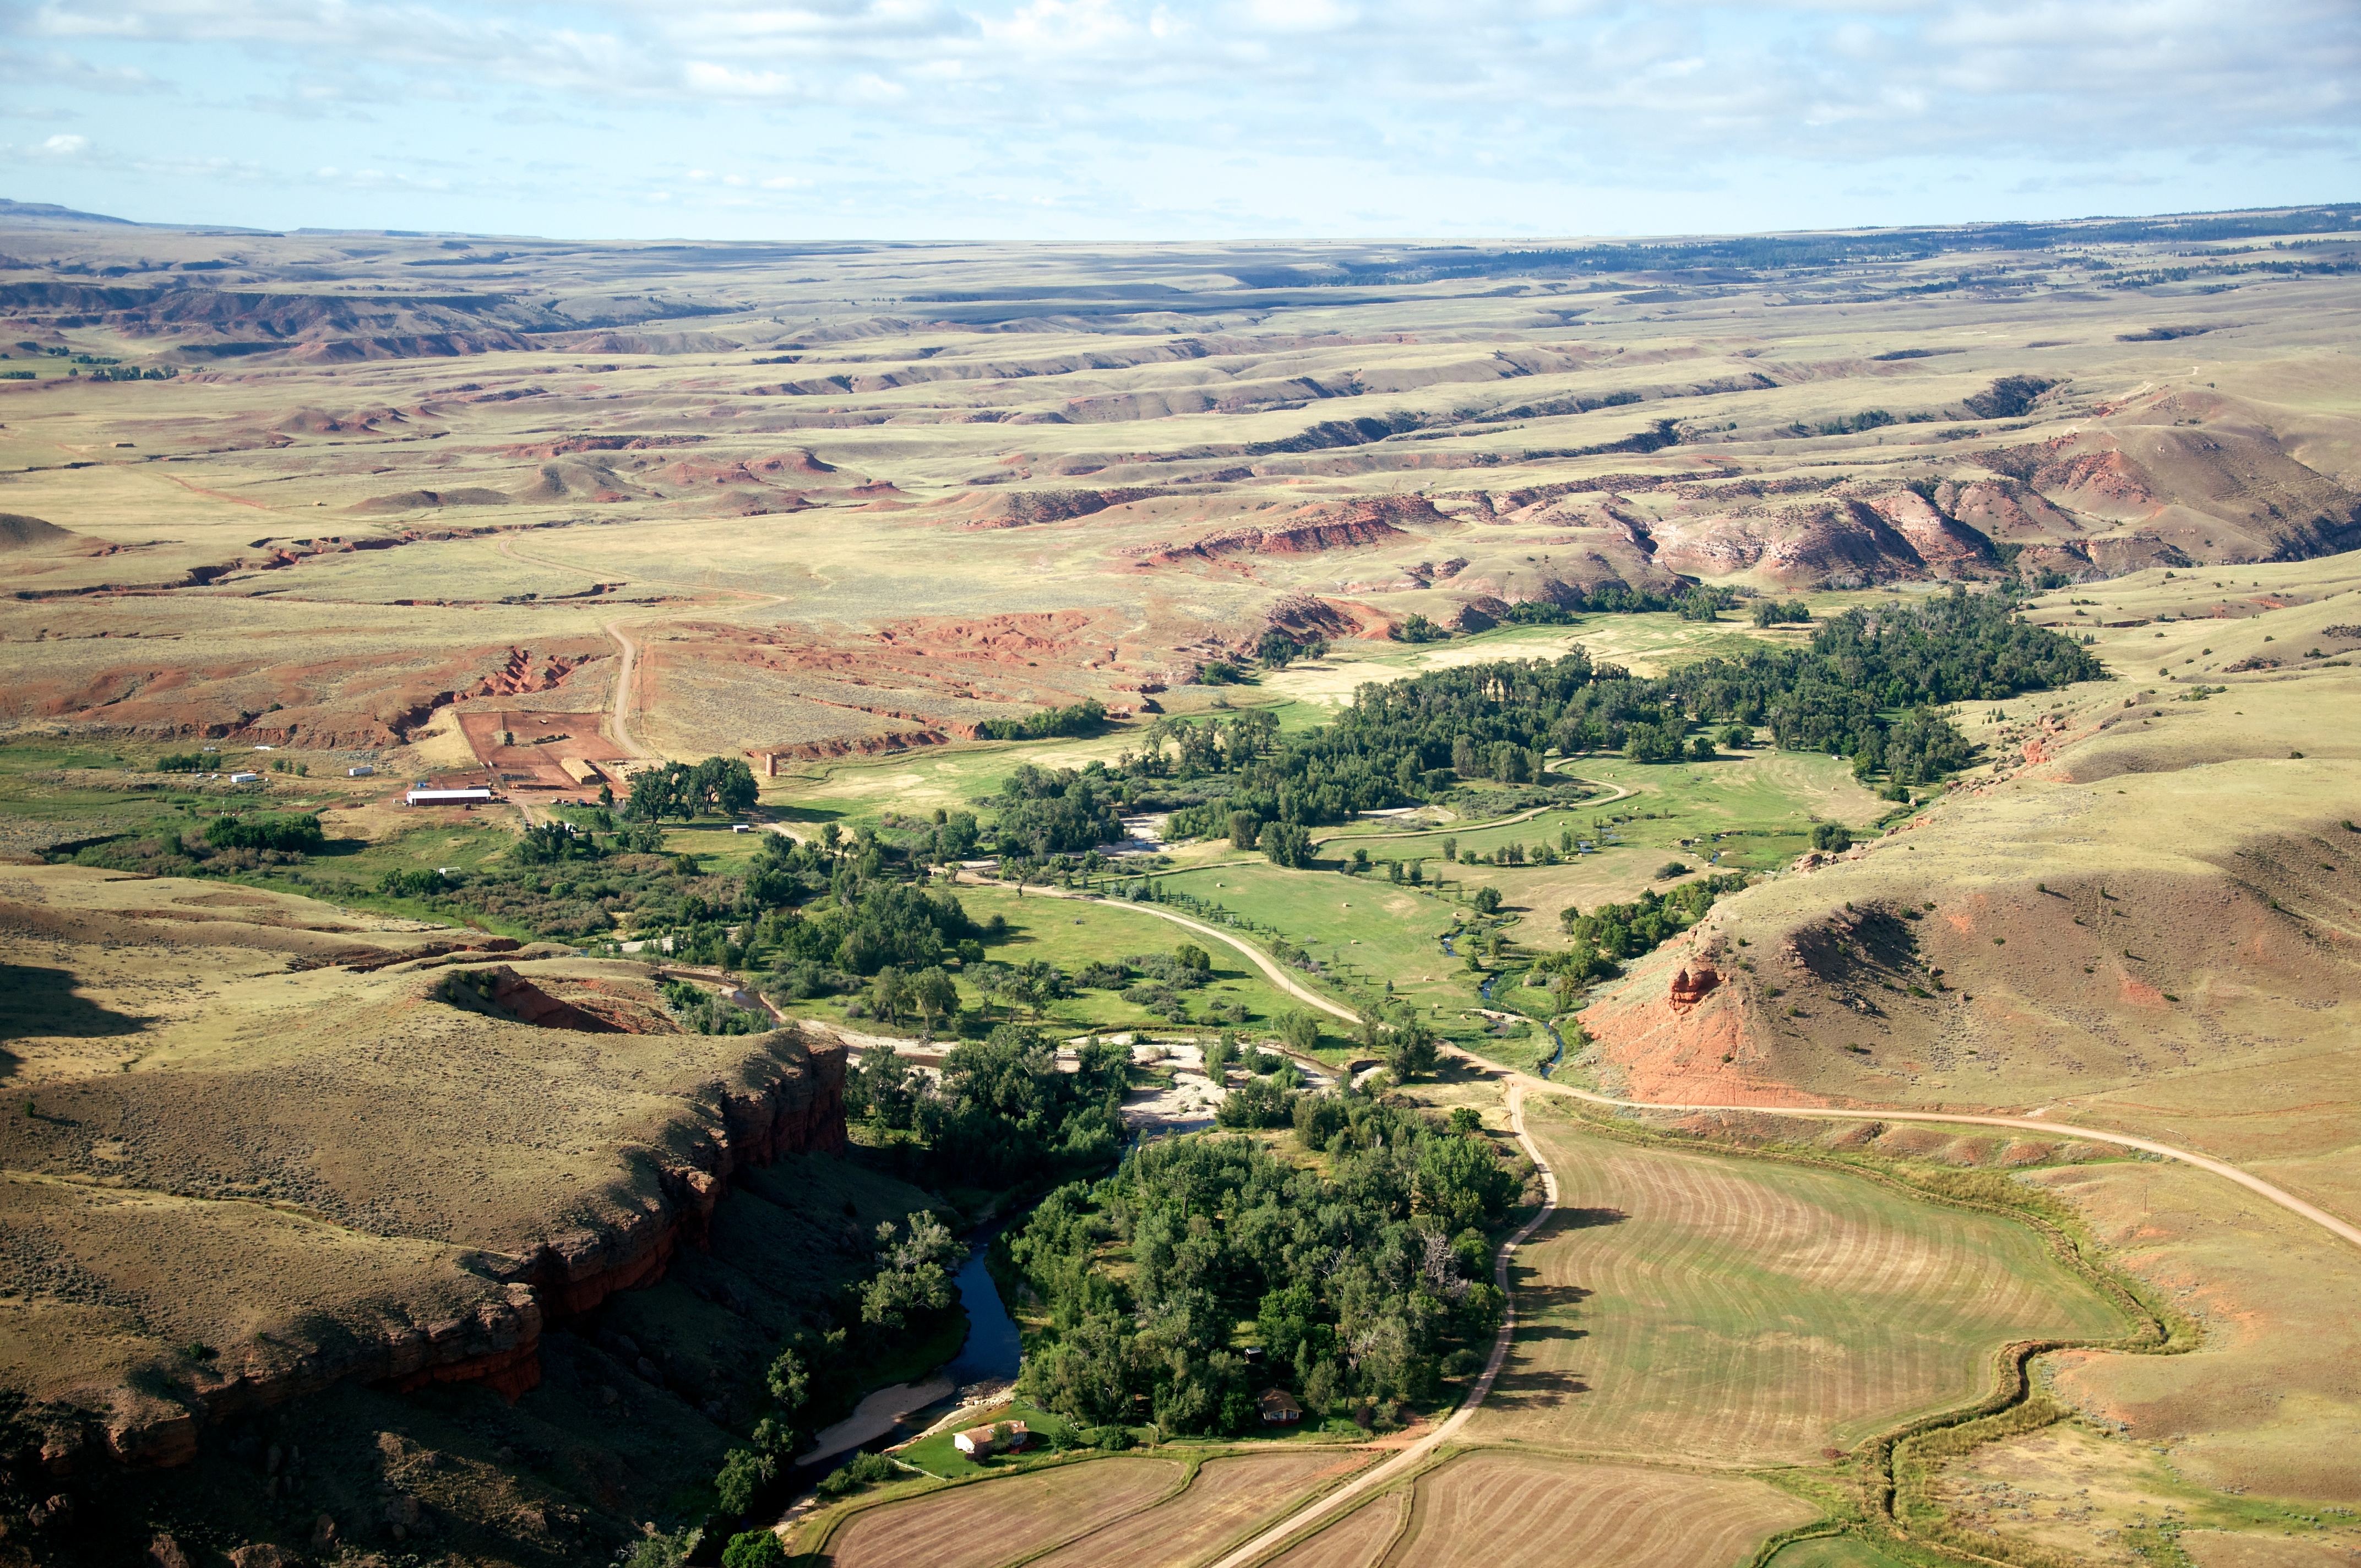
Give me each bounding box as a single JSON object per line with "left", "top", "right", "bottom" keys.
{"left": 602, "top": 618, "right": 648, "bottom": 759}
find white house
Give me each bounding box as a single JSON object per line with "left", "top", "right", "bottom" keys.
{"left": 953, "top": 1421, "right": 1027, "bottom": 1456}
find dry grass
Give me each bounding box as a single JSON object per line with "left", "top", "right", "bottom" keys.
{"left": 1467, "top": 1104, "right": 2128, "bottom": 1462}
{"left": 1378, "top": 1451, "right": 1818, "bottom": 1568}
{"left": 2020, "top": 1160, "right": 2361, "bottom": 1506}
{"left": 822, "top": 1456, "right": 1185, "bottom": 1568}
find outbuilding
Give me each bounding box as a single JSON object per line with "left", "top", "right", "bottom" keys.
{"left": 406, "top": 787, "right": 494, "bottom": 807}
{"left": 348, "top": 765, "right": 376, "bottom": 778}
{"left": 1257, "top": 1389, "right": 1303, "bottom": 1425}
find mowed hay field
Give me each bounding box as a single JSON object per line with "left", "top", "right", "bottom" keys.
{"left": 820, "top": 1456, "right": 1182, "bottom": 1568}
{"left": 1467, "top": 1103, "right": 2130, "bottom": 1462}
{"left": 1375, "top": 1452, "right": 1819, "bottom": 1568}
{"left": 1026, "top": 1450, "right": 1377, "bottom": 1568}
{"left": 1260, "top": 1493, "right": 1409, "bottom": 1568}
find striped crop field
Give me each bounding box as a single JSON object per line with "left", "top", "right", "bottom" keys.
{"left": 1467, "top": 1104, "right": 2130, "bottom": 1462}
{"left": 1028, "top": 1450, "right": 1376, "bottom": 1568}
{"left": 1260, "top": 1491, "right": 1410, "bottom": 1568}
{"left": 1377, "top": 1452, "right": 1819, "bottom": 1568}
{"left": 820, "top": 1456, "right": 1182, "bottom": 1568}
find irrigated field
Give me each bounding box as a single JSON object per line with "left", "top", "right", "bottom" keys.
{"left": 1372, "top": 1452, "right": 1819, "bottom": 1568}
{"left": 1025, "top": 1451, "right": 1377, "bottom": 1568}
{"left": 1467, "top": 1102, "right": 2130, "bottom": 1462}
{"left": 819, "top": 1456, "right": 1184, "bottom": 1568}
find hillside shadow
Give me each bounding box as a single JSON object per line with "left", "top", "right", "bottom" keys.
{"left": 0, "top": 965, "right": 154, "bottom": 1071}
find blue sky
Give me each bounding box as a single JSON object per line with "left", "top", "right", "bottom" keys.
{"left": 2, "top": 0, "right": 2355, "bottom": 241}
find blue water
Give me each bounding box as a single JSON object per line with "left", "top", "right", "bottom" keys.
{"left": 944, "top": 1242, "right": 1023, "bottom": 1384}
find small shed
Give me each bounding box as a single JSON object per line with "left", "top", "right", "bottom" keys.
{"left": 953, "top": 1421, "right": 1029, "bottom": 1456}
{"left": 1257, "top": 1389, "right": 1303, "bottom": 1425}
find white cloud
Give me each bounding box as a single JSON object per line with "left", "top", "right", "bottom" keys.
{"left": 2, "top": 0, "right": 2353, "bottom": 237}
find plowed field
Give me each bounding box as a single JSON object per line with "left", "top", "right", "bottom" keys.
{"left": 1378, "top": 1452, "right": 1818, "bottom": 1568}
{"left": 823, "top": 1456, "right": 1183, "bottom": 1568}
{"left": 1260, "top": 1492, "right": 1407, "bottom": 1568}
{"left": 1466, "top": 1107, "right": 2129, "bottom": 1461}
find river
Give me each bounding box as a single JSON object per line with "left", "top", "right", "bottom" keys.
{"left": 944, "top": 1238, "right": 1022, "bottom": 1384}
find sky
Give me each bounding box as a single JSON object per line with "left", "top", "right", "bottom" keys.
{"left": 0, "top": 0, "right": 2355, "bottom": 242}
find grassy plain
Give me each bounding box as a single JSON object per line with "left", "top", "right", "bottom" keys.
{"left": 1467, "top": 1100, "right": 2131, "bottom": 1462}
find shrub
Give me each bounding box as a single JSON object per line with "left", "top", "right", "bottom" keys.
{"left": 1810, "top": 823, "right": 1853, "bottom": 853}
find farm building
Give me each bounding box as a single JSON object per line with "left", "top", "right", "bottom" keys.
{"left": 347, "top": 764, "right": 375, "bottom": 778}
{"left": 953, "top": 1421, "right": 1027, "bottom": 1456}
{"left": 406, "top": 787, "right": 494, "bottom": 807}
{"left": 558, "top": 757, "right": 600, "bottom": 786}
{"left": 227, "top": 771, "right": 260, "bottom": 784}
{"left": 1258, "top": 1389, "right": 1303, "bottom": 1425}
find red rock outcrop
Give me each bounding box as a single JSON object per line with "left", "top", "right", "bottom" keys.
{"left": 1669, "top": 965, "right": 1720, "bottom": 1010}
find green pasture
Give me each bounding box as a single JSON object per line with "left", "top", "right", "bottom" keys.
{"left": 1139, "top": 860, "right": 1467, "bottom": 1019}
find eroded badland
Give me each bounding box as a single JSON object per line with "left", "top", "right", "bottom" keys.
{"left": 1, "top": 200, "right": 2358, "bottom": 1568}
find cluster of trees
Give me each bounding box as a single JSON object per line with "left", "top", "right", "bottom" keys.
{"left": 621, "top": 756, "right": 759, "bottom": 821}
{"left": 1537, "top": 873, "right": 1749, "bottom": 984}
{"left": 1008, "top": 1093, "right": 1517, "bottom": 1434}
{"left": 761, "top": 876, "right": 983, "bottom": 978}
{"left": 1751, "top": 599, "right": 1812, "bottom": 627}
{"left": 846, "top": 1026, "right": 1129, "bottom": 1186}
{"left": 981, "top": 699, "right": 1107, "bottom": 743}
{"left": 201, "top": 812, "right": 325, "bottom": 853}
{"left": 659, "top": 976, "right": 769, "bottom": 1036}
{"left": 989, "top": 765, "right": 1126, "bottom": 856}
{"left": 1160, "top": 589, "right": 2098, "bottom": 848}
